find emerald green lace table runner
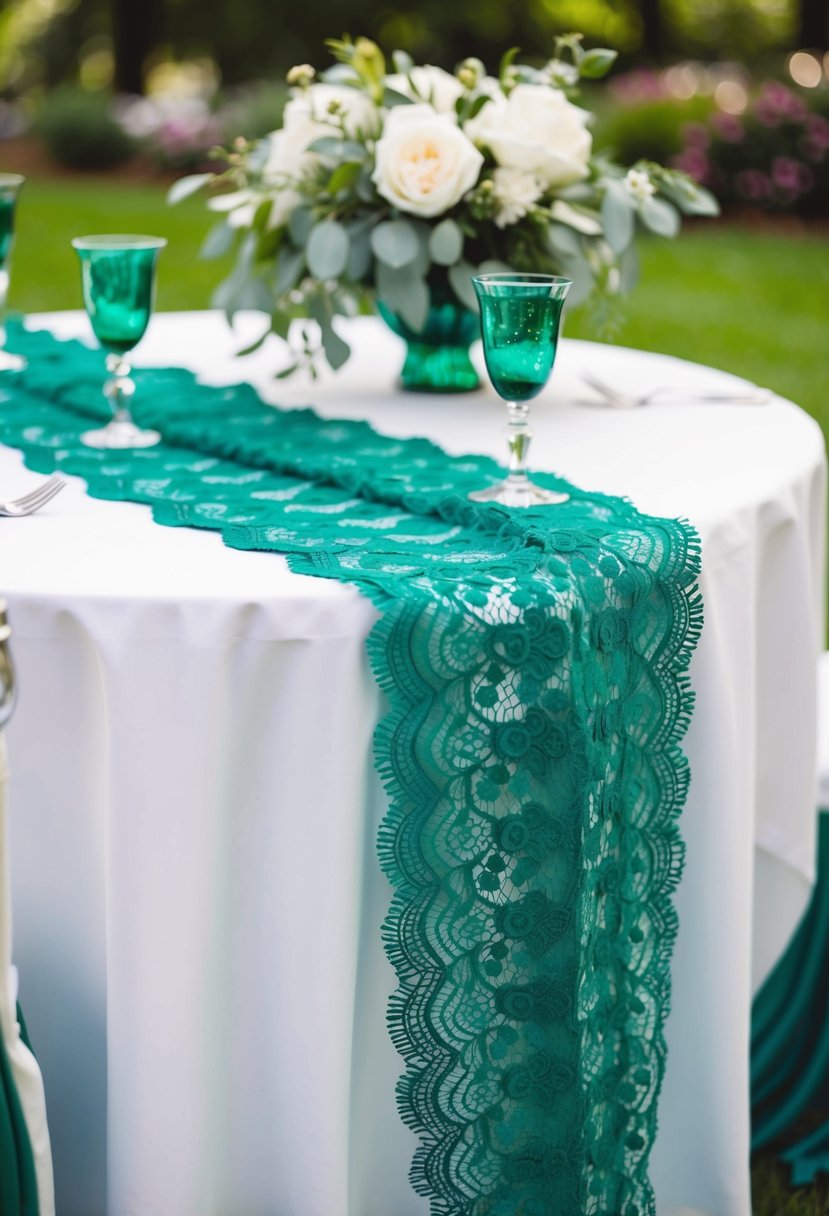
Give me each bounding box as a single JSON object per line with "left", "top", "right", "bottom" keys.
{"left": 0, "top": 324, "right": 702, "bottom": 1216}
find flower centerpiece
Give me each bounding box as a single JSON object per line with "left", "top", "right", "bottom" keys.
{"left": 172, "top": 35, "right": 718, "bottom": 392}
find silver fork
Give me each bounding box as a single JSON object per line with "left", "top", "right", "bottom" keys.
{"left": 0, "top": 474, "right": 66, "bottom": 517}
{"left": 582, "top": 371, "right": 771, "bottom": 409}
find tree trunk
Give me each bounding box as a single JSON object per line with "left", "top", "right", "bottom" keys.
{"left": 799, "top": 0, "right": 828, "bottom": 49}
{"left": 639, "top": 0, "right": 666, "bottom": 60}
{"left": 111, "top": 0, "right": 164, "bottom": 94}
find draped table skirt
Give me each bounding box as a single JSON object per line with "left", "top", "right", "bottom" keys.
{"left": 1, "top": 312, "right": 825, "bottom": 1216}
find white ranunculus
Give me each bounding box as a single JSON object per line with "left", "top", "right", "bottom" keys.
{"left": 491, "top": 167, "right": 543, "bottom": 228}
{"left": 466, "top": 84, "right": 592, "bottom": 190}
{"left": 385, "top": 65, "right": 464, "bottom": 114}
{"left": 373, "top": 105, "right": 484, "bottom": 218}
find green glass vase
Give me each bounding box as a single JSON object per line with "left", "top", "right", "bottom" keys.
{"left": 378, "top": 282, "right": 481, "bottom": 394}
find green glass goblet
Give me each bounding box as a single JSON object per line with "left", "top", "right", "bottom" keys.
{"left": 72, "top": 234, "right": 166, "bottom": 449}
{"left": 0, "top": 173, "right": 26, "bottom": 373}
{"left": 471, "top": 273, "right": 572, "bottom": 507}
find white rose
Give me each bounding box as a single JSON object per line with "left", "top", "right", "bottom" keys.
{"left": 261, "top": 85, "right": 378, "bottom": 226}
{"left": 466, "top": 84, "right": 592, "bottom": 190}
{"left": 299, "top": 83, "right": 379, "bottom": 139}
{"left": 373, "top": 105, "right": 483, "bottom": 218}
{"left": 264, "top": 85, "right": 378, "bottom": 183}
{"left": 385, "top": 66, "right": 464, "bottom": 114}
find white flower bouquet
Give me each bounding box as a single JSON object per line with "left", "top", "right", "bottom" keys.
{"left": 172, "top": 35, "right": 718, "bottom": 384}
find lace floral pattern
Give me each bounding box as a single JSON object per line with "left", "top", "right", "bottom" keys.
{"left": 0, "top": 326, "right": 702, "bottom": 1216}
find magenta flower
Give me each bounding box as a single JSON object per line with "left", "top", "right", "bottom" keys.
{"left": 771, "top": 156, "right": 813, "bottom": 193}
{"left": 683, "top": 121, "right": 710, "bottom": 149}
{"left": 709, "top": 113, "right": 745, "bottom": 143}
{"left": 754, "top": 81, "right": 808, "bottom": 127}
{"left": 671, "top": 147, "right": 710, "bottom": 183}
{"left": 734, "top": 170, "right": 771, "bottom": 201}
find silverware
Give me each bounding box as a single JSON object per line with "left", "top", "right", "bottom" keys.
{"left": 582, "top": 371, "right": 771, "bottom": 409}
{"left": 0, "top": 473, "right": 66, "bottom": 517}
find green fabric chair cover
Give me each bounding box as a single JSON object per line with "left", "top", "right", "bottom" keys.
{"left": 751, "top": 811, "right": 829, "bottom": 1184}
{"left": 0, "top": 1005, "right": 40, "bottom": 1215}
{"left": 0, "top": 716, "right": 53, "bottom": 1215}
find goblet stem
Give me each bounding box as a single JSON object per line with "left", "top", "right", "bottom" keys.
{"left": 506, "top": 401, "right": 532, "bottom": 491}
{"left": 80, "top": 352, "right": 161, "bottom": 449}
{"left": 0, "top": 268, "right": 25, "bottom": 373}
{"left": 469, "top": 400, "right": 570, "bottom": 507}
{"left": 105, "top": 352, "right": 135, "bottom": 426}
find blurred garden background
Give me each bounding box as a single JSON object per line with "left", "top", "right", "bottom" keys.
{"left": 1, "top": 3, "right": 829, "bottom": 1209}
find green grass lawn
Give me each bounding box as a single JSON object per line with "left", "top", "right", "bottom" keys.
{"left": 5, "top": 172, "right": 829, "bottom": 1216}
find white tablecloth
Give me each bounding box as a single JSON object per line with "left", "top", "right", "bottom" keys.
{"left": 2, "top": 311, "right": 825, "bottom": 1216}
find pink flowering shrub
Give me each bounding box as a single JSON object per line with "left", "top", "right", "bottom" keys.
{"left": 673, "top": 82, "right": 829, "bottom": 216}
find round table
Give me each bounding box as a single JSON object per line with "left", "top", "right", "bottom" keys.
{"left": 2, "top": 311, "right": 825, "bottom": 1216}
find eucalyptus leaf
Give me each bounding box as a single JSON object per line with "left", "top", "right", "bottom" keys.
{"left": 320, "top": 321, "right": 351, "bottom": 370}
{"left": 640, "top": 195, "right": 681, "bottom": 238}
{"left": 200, "top": 220, "right": 235, "bottom": 260}
{"left": 213, "top": 267, "right": 273, "bottom": 317}
{"left": 371, "top": 220, "right": 420, "bottom": 269}
{"left": 211, "top": 232, "right": 257, "bottom": 320}
{"left": 578, "top": 48, "right": 618, "bottom": 79}
{"left": 306, "top": 221, "right": 350, "bottom": 278}
{"left": 601, "top": 183, "right": 635, "bottom": 254}
{"left": 661, "top": 179, "right": 720, "bottom": 216}
{"left": 547, "top": 223, "right": 582, "bottom": 258}
{"left": 252, "top": 199, "right": 273, "bottom": 233}
{"left": 376, "top": 261, "right": 429, "bottom": 331}
{"left": 429, "top": 218, "right": 464, "bottom": 266}
{"left": 271, "top": 310, "right": 293, "bottom": 341}
{"left": 273, "top": 246, "right": 305, "bottom": 295}
{"left": 307, "top": 137, "right": 366, "bottom": 160}
{"left": 235, "top": 323, "right": 272, "bottom": 357}
{"left": 382, "top": 86, "right": 417, "bottom": 107}
{"left": 328, "top": 161, "right": 361, "bottom": 195}
{"left": 410, "top": 221, "right": 432, "bottom": 277}
{"left": 346, "top": 228, "right": 372, "bottom": 280}
{"left": 256, "top": 225, "right": 282, "bottom": 261}
{"left": 288, "top": 208, "right": 314, "bottom": 245}
{"left": 356, "top": 167, "right": 378, "bottom": 204}
{"left": 167, "top": 173, "right": 212, "bottom": 205}
{"left": 618, "top": 243, "right": 640, "bottom": 294}
{"left": 448, "top": 261, "right": 479, "bottom": 314}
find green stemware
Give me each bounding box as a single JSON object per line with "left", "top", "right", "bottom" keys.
{"left": 72, "top": 234, "right": 166, "bottom": 449}
{"left": 0, "top": 174, "right": 26, "bottom": 373}
{"left": 471, "top": 272, "right": 572, "bottom": 507}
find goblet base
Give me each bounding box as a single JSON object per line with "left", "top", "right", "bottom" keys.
{"left": 469, "top": 477, "right": 570, "bottom": 508}
{"left": 81, "top": 419, "right": 162, "bottom": 449}
{"left": 0, "top": 349, "right": 26, "bottom": 372}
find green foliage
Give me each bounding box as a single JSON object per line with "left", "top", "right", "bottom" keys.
{"left": 683, "top": 83, "right": 829, "bottom": 219}
{"left": 751, "top": 1150, "right": 829, "bottom": 1215}
{"left": 33, "top": 87, "right": 135, "bottom": 170}
{"left": 595, "top": 95, "right": 715, "bottom": 168}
